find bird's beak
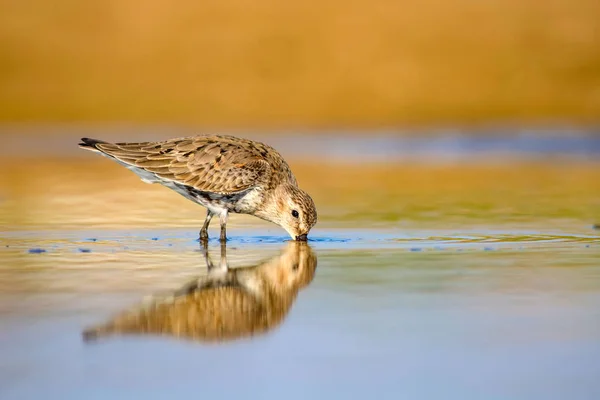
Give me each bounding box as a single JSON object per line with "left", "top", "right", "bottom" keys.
{"left": 295, "top": 233, "right": 308, "bottom": 241}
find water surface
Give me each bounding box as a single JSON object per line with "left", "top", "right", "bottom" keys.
{"left": 1, "top": 133, "right": 599, "bottom": 399}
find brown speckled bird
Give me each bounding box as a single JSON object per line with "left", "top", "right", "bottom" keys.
{"left": 78, "top": 134, "right": 317, "bottom": 241}
{"left": 82, "top": 241, "right": 317, "bottom": 343}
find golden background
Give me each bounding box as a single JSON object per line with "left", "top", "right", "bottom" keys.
{"left": 1, "top": 0, "right": 599, "bottom": 127}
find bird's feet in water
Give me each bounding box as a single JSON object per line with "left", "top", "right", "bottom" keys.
{"left": 199, "top": 229, "right": 209, "bottom": 242}
{"left": 198, "top": 230, "right": 227, "bottom": 243}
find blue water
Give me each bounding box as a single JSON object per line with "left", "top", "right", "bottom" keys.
{"left": 1, "top": 228, "right": 599, "bottom": 399}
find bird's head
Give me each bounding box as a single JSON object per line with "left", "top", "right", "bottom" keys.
{"left": 258, "top": 184, "right": 317, "bottom": 241}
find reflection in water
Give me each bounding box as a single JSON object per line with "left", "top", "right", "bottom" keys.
{"left": 83, "top": 241, "right": 317, "bottom": 343}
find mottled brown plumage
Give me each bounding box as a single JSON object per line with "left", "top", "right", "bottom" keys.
{"left": 78, "top": 134, "right": 317, "bottom": 240}
{"left": 82, "top": 241, "right": 317, "bottom": 343}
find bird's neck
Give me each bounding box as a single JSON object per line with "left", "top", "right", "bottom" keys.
{"left": 254, "top": 185, "right": 286, "bottom": 225}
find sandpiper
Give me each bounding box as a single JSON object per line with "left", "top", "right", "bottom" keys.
{"left": 78, "top": 134, "right": 317, "bottom": 241}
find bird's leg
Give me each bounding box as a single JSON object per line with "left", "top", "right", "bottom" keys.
{"left": 219, "top": 211, "right": 228, "bottom": 242}
{"left": 199, "top": 210, "right": 213, "bottom": 241}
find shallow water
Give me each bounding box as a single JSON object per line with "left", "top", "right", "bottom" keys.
{"left": 1, "top": 132, "right": 600, "bottom": 399}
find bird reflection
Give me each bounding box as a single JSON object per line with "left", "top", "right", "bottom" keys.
{"left": 83, "top": 241, "right": 317, "bottom": 343}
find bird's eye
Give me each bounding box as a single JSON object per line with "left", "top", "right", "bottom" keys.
{"left": 291, "top": 210, "right": 299, "bottom": 218}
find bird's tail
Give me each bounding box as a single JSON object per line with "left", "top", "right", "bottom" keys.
{"left": 78, "top": 137, "right": 110, "bottom": 152}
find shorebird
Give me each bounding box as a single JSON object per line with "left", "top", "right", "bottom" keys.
{"left": 83, "top": 241, "right": 317, "bottom": 343}
{"left": 78, "top": 135, "right": 317, "bottom": 241}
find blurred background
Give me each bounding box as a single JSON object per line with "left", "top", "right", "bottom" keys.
{"left": 1, "top": 0, "right": 599, "bottom": 128}
{"left": 0, "top": 0, "right": 599, "bottom": 230}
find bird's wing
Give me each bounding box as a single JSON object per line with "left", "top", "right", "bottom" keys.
{"left": 80, "top": 136, "right": 270, "bottom": 194}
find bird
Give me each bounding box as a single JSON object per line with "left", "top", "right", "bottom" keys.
{"left": 82, "top": 241, "right": 317, "bottom": 343}
{"left": 78, "top": 134, "right": 317, "bottom": 241}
